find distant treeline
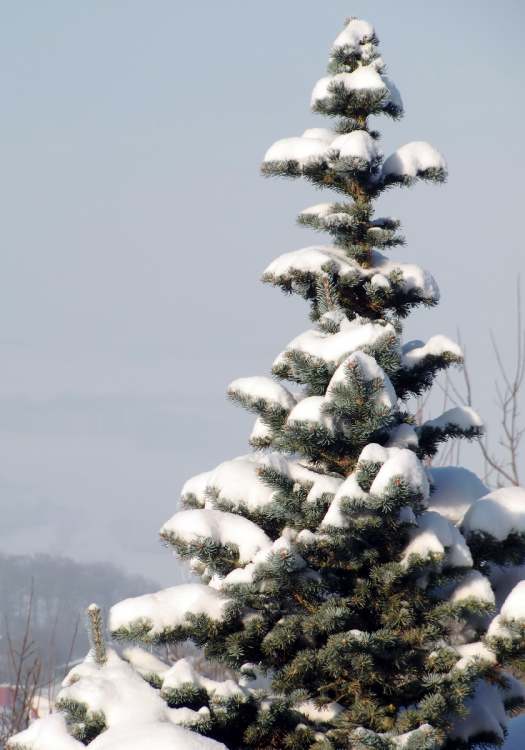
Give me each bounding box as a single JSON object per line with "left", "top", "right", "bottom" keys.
{"left": 0, "top": 553, "right": 157, "bottom": 684}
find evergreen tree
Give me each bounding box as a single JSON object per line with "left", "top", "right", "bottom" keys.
{"left": 10, "top": 14, "right": 525, "bottom": 750}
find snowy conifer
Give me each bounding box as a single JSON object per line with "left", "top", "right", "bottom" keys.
{"left": 10, "top": 14, "right": 525, "bottom": 750}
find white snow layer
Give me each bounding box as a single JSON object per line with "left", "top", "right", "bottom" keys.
{"left": 264, "top": 245, "right": 350, "bottom": 278}
{"left": 181, "top": 471, "right": 212, "bottom": 506}
{"left": 461, "top": 486, "right": 525, "bottom": 541}
{"left": 321, "top": 473, "right": 369, "bottom": 527}
{"left": 286, "top": 396, "right": 334, "bottom": 431}
{"left": 7, "top": 713, "right": 83, "bottom": 750}
{"left": 109, "top": 584, "right": 232, "bottom": 635}
{"left": 122, "top": 647, "right": 169, "bottom": 679}
{"left": 193, "top": 452, "right": 343, "bottom": 516}
{"left": 228, "top": 376, "right": 296, "bottom": 410}
{"left": 327, "top": 350, "right": 397, "bottom": 410}
{"left": 311, "top": 63, "right": 399, "bottom": 109}
{"left": 330, "top": 131, "right": 380, "bottom": 166}
{"left": 488, "top": 563, "right": 525, "bottom": 609}
{"left": 264, "top": 246, "right": 439, "bottom": 303}
{"left": 274, "top": 317, "right": 397, "bottom": 368}
{"left": 321, "top": 446, "right": 429, "bottom": 528}
{"left": 162, "top": 658, "right": 245, "bottom": 702}
{"left": 206, "top": 453, "right": 285, "bottom": 510}
{"left": 161, "top": 508, "right": 271, "bottom": 564}
{"left": 263, "top": 130, "right": 335, "bottom": 166}
{"left": 89, "top": 724, "right": 227, "bottom": 750}
{"left": 370, "top": 448, "right": 430, "bottom": 501}
{"left": 296, "top": 700, "right": 343, "bottom": 722}
{"left": 427, "top": 466, "right": 488, "bottom": 524}
{"left": 449, "top": 570, "right": 495, "bottom": 606}
{"left": 423, "top": 406, "right": 483, "bottom": 433}
{"left": 250, "top": 416, "right": 272, "bottom": 443}
{"left": 264, "top": 128, "right": 382, "bottom": 172}
{"left": 382, "top": 141, "right": 447, "bottom": 180}
{"left": 402, "top": 335, "right": 462, "bottom": 368}
{"left": 59, "top": 650, "right": 172, "bottom": 728}
{"left": 402, "top": 511, "right": 472, "bottom": 568}
{"left": 453, "top": 641, "right": 496, "bottom": 671}
{"left": 332, "top": 18, "right": 375, "bottom": 52}
{"left": 10, "top": 650, "right": 228, "bottom": 750}
{"left": 487, "top": 581, "right": 525, "bottom": 638}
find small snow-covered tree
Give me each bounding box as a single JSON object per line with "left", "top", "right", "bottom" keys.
{"left": 10, "top": 14, "right": 525, "bottom": 750}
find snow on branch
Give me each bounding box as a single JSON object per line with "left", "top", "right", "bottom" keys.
{"left": 262, "top": 128, "right": 383, "bottom": 178}
{"left": 461, "top": 486, "right": 525, "bottom": 543}
{"left": 180, "top": 471, "right": 212, "bottom": 509}
{"left": 109, "top": 584, "right": 234, "bottom": 642}
{"left": 487, "top": 580, "right": 525, "bottom": 639}
{"left": 263, "top": 246, "right": 440, "bottom": 311}
{"left": 427, "top": 466, "right": 488, "bottom": 524}
{"left": 402, "top": 510, "right": 472, "bottom": 569}
{"left": 227, "top": 376, "right": 296, "bottom": 421}
{"left": 327, "top": 350, "right": 397, "bottom": 411}
{"left": 7, "top": 712, "right": 84, "bottom": 750}
{"left": 417, "top": 406, "right": 483, "bottom": 457}
{"left": 273, "top": 318, "right": 397, "bottom": 371}
{"left": 332, "top": 18, "right": 376, "bottom": 56}
{"left": 382, "top": 141, "right": 447, "bottom": 186}
{"left": 402, "top": 335, "right": 463, "bottom": 369}
{"left": 311, "top": 64, "right": 403, "bottom": 119}
{"left": 160, "top": 508, "right": 271, "bottom": 564}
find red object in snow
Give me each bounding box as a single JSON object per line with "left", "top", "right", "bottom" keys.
{"left": 0, "top": 684, "right": 39, "bottom": 719}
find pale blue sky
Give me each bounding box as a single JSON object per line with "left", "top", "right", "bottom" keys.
{"left": 0, "top": 1, "right": 523, "bottom": 583}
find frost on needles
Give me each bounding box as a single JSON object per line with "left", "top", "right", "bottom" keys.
{"left": 9, "top": 15, "right": 525, "bottom": 750}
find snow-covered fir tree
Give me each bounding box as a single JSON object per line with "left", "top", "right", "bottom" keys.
{"left": 9, "top": 14, "right": 525, "bottom": 750}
